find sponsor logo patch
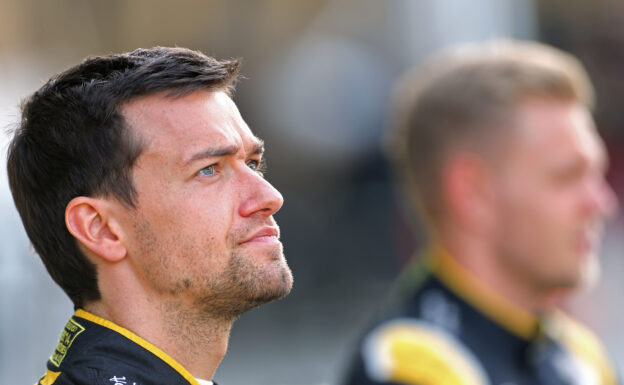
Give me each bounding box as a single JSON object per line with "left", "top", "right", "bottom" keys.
{"left": 50, "top": 318, "right": 85, "bottom": 367}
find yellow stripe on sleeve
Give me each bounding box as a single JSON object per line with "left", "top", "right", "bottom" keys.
{"left": 362, "top": 319, "right": 490, "bottom": 385}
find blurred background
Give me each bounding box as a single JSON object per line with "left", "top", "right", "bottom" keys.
{"left": 1, "top": 0, "right": 624, "bottom": 384}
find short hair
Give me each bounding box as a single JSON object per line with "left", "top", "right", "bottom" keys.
{"left": 388, "top": 40, "right": 594, "bottom": 227}
{"left": 7, "top": 47, "right": 240, "bottom": 308}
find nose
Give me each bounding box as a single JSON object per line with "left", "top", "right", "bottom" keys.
{"left": 238, "top": 168, "right": 284, "bottom": 218}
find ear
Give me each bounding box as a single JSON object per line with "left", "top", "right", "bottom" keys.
{"left": 443, "top": 153, "right": 496, "bottom": 231}
{"left": 65, "top": 197, "right": 127, "bottom": 263}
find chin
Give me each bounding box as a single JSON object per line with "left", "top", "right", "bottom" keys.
{"left": 551, "top": 254, "right": 601, "bottom": 291}
{"left": 577, "top": 254, "right": 601, "bottom": 289}
{"left": 233, "top": 272, "right": 293, "bottom": 317}
{"left": 258, "top": 259, "right": 294, "bottom": 298}
{"left": 238, "top": 258, "right": 293, "bottom": 310}
{"left": 196, "top": 264, "right": 293, "bottom": 321}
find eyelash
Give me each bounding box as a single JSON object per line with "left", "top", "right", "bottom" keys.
{"left": 249, "top": 158, "right": 268, "bottom": 176}
{"left": 196, "top": 159, "right": 267, "bottom": 177}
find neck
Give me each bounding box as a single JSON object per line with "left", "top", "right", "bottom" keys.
{"left": 159, "top": 299, "right": 233, "bottom": 380}
{"left": 85, "top": 288, "right": 232, "bottom": 380}
{"left": 435, "top": 229, "right": 555, "bottom": 314}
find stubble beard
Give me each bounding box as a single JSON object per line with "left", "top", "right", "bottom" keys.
{"left": 195, "top": 245, "right": 294, "bottom": 322}
{"left": 133, "top": 217, "right": 293, "bottom": 323}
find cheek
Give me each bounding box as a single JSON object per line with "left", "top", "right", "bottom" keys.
{"left": 504, "top": 176, "right": 577, "bottom": 220}
{"left": 132, "top": 170, "right": 241, "bottom": 248}
{"left": 496, "top": 185, "right": 558, "bottom": 244}
{"left": 143, "top": 185, "right": 231, "bottom": 228}
{"left": 503, "top": 187, "right": 578, "bottom": 259}
{"left": 523, "top": 191, "right": 573, "bottom": 237}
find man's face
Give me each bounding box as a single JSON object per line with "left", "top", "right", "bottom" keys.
{"left": 117, "top": 90, "right": 292, "bottom": 320}
{"left": 491, "top": 99, "right": 616, "bottom": 293}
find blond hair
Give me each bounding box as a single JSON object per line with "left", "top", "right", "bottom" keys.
{"left": 388, "top": 40, "right": 595, "bottom": 226}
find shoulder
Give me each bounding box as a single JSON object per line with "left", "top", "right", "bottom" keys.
{"left": 358, "top": 318, "right": 489, "bottom": 385}
{"left": 37, "top": 312, "right": 197, "bottom": 385}
{"left": 548, "top": 311, "right": 619, "bottom": 385}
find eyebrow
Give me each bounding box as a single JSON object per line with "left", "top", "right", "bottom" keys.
{"left": 183, "top": 139, "right": 265, "bottom": 166}
{"left": 250, "top": 139, "right": 265, "bottom": 156}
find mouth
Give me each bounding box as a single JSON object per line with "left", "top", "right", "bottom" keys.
{"left": 576, "top": 226, "right": 602, "bottom": 255}
{"left": 240, "top": 226, "right": 281, "bottom": 245}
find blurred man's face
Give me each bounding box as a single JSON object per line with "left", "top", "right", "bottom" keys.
{"left": 115, "top": 90, "right": 292, "bottom": 320}
{"left": 492, "top": 99, "right": 616, "bottom": 293}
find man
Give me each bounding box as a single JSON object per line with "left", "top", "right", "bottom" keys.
{"left": 344, "top": 40, "right": 620, "bottom": 385}
{"left": 7, "top": 47, "right": 293, "bottom": 385}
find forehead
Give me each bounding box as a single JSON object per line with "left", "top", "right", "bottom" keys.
{"left": 506, "top": 99, "right": 605, "bottom": 168}
{"left": 121, "top": 90, "right": 259, "bottom": 162}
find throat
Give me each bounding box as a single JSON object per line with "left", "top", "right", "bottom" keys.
{"left": 160, "top": 300, "right": 233, "bottom": 380}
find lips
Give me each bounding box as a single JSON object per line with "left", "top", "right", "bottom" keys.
{"left": 576, "top": 225, "right": 602, "bottom": 255}
{"left": 240, "top": 226, "right": 280, "bottom": 244}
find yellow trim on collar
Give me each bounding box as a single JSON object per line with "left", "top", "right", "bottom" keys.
{"left": 548, "top": 311, "right": 619, "bottom": 385}
{"left": 38, "top": 370, "right": 61, "bottom": 385}
{"left": 74, "top": 309, "right": 201, "bottom": 385}
{"left": 428, "top": 245, "right": 538, "bottom": 340}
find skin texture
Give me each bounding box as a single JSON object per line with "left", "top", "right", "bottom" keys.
{"left": 67, "top": 90, "right": 292, "bottom": 380}
{"left": 493, "top": 99, "right": 615, "bottom": 293}
{"left": 120, "top": 90, "right": 292, "bottom": 319}
{"left": 438, "top": 98, "right": 616, "bottom": 311}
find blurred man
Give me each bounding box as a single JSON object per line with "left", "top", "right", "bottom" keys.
{"left": 344, "top": 40, "right": 619, "bottom": 385}
{"left": 7, "top": 47, "right": 292, "bottom": 385}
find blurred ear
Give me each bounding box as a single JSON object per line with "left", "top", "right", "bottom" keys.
{"left": 65, "top": 197, "right": 127, "bottom": 263}
{"left": 443, "top": 153, "right": 496, "bottom": 231}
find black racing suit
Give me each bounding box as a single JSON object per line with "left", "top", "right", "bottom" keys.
{"left": 344, "top": 247, "right": 619, "bottom": 385}
{"left": 35, "top": 309, "right": 213, "bottom": 385}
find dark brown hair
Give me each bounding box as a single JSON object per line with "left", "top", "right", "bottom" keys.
{"left": 7, "top": 47, "right": 239, "bottom": 308}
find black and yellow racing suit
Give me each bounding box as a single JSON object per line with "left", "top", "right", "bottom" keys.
{"left": 344, "top": 246, "right": 619, "bottom": 385}
{"left": 35, "top": 309, "right": 211, "bottom": 385}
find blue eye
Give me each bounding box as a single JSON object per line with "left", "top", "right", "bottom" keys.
{"left": 198, "top": 165, "right": 216, "bottom": 176}
{"left": 247, "top": 159, "right": 267, "bottom": 176}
